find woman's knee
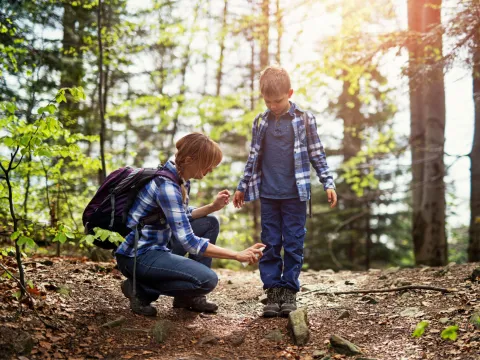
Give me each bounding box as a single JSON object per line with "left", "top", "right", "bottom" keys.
{"left": 201, "top": 269, "right": 218, "bottom": 292}
{"left": 207, "top": 215, "right": 220, "bottom": 243}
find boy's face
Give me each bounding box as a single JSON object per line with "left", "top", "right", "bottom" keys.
{"left": 262, "top": 88, "right": 294, "bottom": 116}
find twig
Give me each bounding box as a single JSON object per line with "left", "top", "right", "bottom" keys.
{"left": 301, "top": 285, "right": 456, "bottom": 297}
{"left": 0, "top": 261, "right": 58, "bottom": 329}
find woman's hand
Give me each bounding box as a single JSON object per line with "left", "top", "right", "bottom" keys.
{"left": 235, "top": 243, "right": 265, "bottom": 264}
{"left": 211, "top": 189, "right": 231, "bottom": 211}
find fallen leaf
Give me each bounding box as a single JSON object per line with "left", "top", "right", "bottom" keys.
{"left": 39, "top": 341, "right": 52, "bottom": 350}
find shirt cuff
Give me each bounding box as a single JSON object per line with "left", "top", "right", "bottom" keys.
{"left": 324, "top": 180, "right": 336, "bottom": 191}
{"left": 236, "top": 181, "right": 247, "bottom": 192}
{"left": 197, "top": 238, "right": 209, "bottom": 255}
{"left": 187, "top": 206, "right": 196, "bottom": 221}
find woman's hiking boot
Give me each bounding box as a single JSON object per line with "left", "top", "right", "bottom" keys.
{"left": 173, "top": 295, "right": 218, "bottom": 313}
{"left": 263, "top": 288, "right": 282, "bottom": 317}
{"left": 279, "top": 288, "right": 297, "bottom": 317}
{"left": 121, "top": 279, "right": 157, "bottom": 317}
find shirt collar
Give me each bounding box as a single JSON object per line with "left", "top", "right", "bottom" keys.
{"left": 264, "top": 101, "right": 301, "bottom": 119}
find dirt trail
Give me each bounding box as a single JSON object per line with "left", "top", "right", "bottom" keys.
{"left": 0, "top": 257, "right": 479, "bottom": 360}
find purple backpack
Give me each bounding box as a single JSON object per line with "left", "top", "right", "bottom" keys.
{"left": 82, "top": 165, "right": 180, "bottom": 249}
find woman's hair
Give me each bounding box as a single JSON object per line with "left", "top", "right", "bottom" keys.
{"left": 175, "top": 132, "right": 223, "bottom": 201}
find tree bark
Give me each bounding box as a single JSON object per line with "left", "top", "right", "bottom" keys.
{"left": 97, "top": 0, "right": 107, "bottom": 183}
{"left": 60, "top": 2, "right": 85, "bottom": 131}
{"left": 275, "top": 0, "right": 282, "bottom": 64}
{"left": 216, "top": 0, "right": 228, "bottom": 97}
{"left": 468, "top": 27, "right": 480, "bottom": 261}
{"left": 168, "top": 4, "right": 200, "bottom": 156}
{"left": 260, "top": 0, "right": 269, "bottom": 69}
{"left": 417, "top": 0, "right": 447, "bottom": 266}
{"left": 340, "top": 77, "right": 363, "bottom": 269}
{"left": 407, "top": 0, "right": 427, "bottom": 263}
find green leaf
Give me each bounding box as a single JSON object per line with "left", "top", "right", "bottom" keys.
{"left": 17, "top": 236, "right": 29, "bottom": 246}
{"left": 5, "top": 102, "right": 15, "bottom": 114}
{"left": 37, "top": 149, "right": 53, "bottom": 157}
{"left": 46, "top": 104, "right": 57, "bottom": 114}
{"left": 441, "top": 325, "right": 459, "bottom": 341}
{"left": 412, "top": 320, "right": 429, "bottom": 338}
{"left": 26, "top": 238, "right": 36, "bottom": 249}
{"left": 82, "top": 234, "right": 95, "bottom": 245}
{"left": 3, "top": 137, "right": 15, "bottom": 147}
{"left": 56, "top": 93, "right": 67, "bottom": 104}
{"left": 27, "top": 279, "right": 34, "bottom": 289}
{"left": 54, "top": 233, "right": 67, "bottom": 244}
{"left": 13, "top": 290, "right": 21, "bottom": 300}
{"left": 11, "top": 231, "right": 20, "bottom": 240}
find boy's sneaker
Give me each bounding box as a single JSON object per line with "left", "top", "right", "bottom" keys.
{"left": 121, "top": 279, "right": 157, "bottom": 317}
{"left": 173, "top": 295, "right": 218, "bottom": 313}
{"left": 263, "top": 288, "right": 282, "bottom": 317}
{"left": 279, "top": 288, "right": 297, "bottom": 317}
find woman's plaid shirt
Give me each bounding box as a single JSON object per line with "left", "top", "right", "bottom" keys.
{"left": 115, "top": 160, "right": 209, "bottom": 258}
{"left": 236, "top": 102, "right": 335, "bottom": 202}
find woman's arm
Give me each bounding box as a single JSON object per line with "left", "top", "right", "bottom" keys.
{"left": 203, "top": 243, "right": 265, "bottom": 264}
{"left": 191, "top": 190, "right": 230, "bottom": 219}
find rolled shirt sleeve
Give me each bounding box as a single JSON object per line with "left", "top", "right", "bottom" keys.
{"left": 155, "top": 179, "right": 209, "bottom": 256}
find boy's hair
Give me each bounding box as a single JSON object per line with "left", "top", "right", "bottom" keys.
{"left": 259, "top": 65, "right": 291, "bottom": 97}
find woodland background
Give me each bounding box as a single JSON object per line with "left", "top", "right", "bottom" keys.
{"left": 1, "top": 0, "right": 480, "bottom": 291}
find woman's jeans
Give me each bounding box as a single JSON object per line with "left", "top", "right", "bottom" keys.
{"left": 259, "top": 197, "right": 307, "bottom": 292}
{"left": 116, "top": 215, "right": 219, "bottom": 303}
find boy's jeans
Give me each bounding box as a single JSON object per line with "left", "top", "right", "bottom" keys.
{"left": 116, "top": 215, "right": 219, "bottom": 303}
{"left": 259, "top": 197, "right": 307, "bottom": 292}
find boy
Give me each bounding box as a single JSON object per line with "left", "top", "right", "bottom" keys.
{"left": 233, "top": 65, "right": 337, "bottom": 317}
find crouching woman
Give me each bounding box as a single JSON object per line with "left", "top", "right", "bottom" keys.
{"left": 115, "top": 132, "right": 264, "bottom": 316}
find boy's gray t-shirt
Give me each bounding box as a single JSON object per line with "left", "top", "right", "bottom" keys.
{"left": 260, "top": 113, "right": 298, "bottom": 199}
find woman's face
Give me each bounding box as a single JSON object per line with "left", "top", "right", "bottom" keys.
{"left": 183, "top": 160, "right": 215, "bottom": 180}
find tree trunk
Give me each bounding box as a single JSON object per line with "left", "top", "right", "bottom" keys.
{"left": 168, "top": 4, "right": 200, "bottom": 156}
{"left": 60, "top": 2, "right": 85, "bottom": 131}
{"left": 275, "top": 0, "right": 282, "bottom": 64}
{"left": 417, "top": 0, "right": 447, "bottom": 266}
{"left": 97, "top": 0, "right": 107, "bottom": 183}
{"left": 468, "top": 28, "right": 480, "bottom": 261}
{"left": 260, "top": 0, "right": 269, "bottom": 69}
{"left": 407, "top": 0, "right": 427, "bottom": 263}
{"left": 216, "top": 0, "right": 228, "bottom": 97}
{"left": 340, "top": 77, "right": 363, "bottom": 269}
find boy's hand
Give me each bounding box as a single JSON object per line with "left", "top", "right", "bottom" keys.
{"left": 212, "top": 190, "right": 231, "bottom": 211}
{"left": 233, "top": 190, "right": 245, "bottom": 208}
{"left": 326, "top": 189, "right": 337, "bottom": 208}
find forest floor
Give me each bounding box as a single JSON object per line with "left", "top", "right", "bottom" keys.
{"left": 0, "top": 255, "right": 479, "bottom": 360}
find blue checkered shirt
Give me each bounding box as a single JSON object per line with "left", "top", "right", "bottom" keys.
{"left": 115, "top": 160, "right": 209, "bottom": 257}
{"left": 236, "top": 102, "right": 335, "bottom": 202}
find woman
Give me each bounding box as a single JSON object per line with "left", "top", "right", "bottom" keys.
{"left": 115, "top": 133, "right": 264, "bottom": 316}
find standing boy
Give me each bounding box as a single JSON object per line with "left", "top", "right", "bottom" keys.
{"left": 233, "top": 65, "right": 337, "bottom": 317}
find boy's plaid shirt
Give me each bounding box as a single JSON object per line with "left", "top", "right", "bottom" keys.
{"left": 115, "top": 160, "right": 209, "bottom": 258}
{"left": 236, "top": 102, "right": 335, "bottom": 202}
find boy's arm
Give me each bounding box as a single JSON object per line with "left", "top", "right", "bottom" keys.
{"left": 305, "top": 112, "right": 335, "bottom": 190}
{"left": 236, "top": 114, "right": 261, "bottom": 192}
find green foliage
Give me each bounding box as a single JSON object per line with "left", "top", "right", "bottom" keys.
{"left": 441, "top": 325, "right": 459, "bottom": 341}
{"left": 81, "top": 227, "right": 124, "bottom": 247}
{"left": 412, "top": 320, "right": 429, "bottom": 338}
